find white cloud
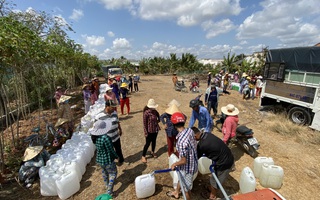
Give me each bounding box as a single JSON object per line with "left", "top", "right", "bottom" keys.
{"left": 237, "top": 0, "right": 320, "bottom": 46}
{"left": 107, "top": 31, "right": 115, "bottom": 37}
{"left": 97, "top": 0, "right": 132, "bottom": 10}
{"left": 201, "top": 19, "right": 236, "bottom": 38}
{"left": 240, "top": 40, "right": 248, "bottom": 45}
{"left": 69, "top": 9, "right": 84, "bottom": 21}
{"left": 112, "top": 38, "right": 131, "bottom": 49}
{"left": 83, "top": 35, "right": 106, "bottom": 46}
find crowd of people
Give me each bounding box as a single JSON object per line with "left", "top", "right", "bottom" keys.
{"left": 18, "top": 70, "right": 263, "bottom": 199}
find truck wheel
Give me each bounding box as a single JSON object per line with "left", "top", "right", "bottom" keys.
{"left": 288, "top": 107, "right": 311, "bottom": 125}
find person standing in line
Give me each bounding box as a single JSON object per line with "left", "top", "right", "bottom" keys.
{"left": 188, "top": 99, "right": 213, "bottom": 133}
{"left": 221, "top": 104, "right": 239, "bottom": 144}
{"left": 222, "top": 73, "right": 230, "bottom": 95}
{"left": 90, "top": 120, "right": 118, "bottom": 197}
{"left": 160, "top": 103, "right": 187, "bottom": 157}
{"left": 141, "top": 99, "right": 160, "bottom": 163}
{"left": 98, "top": 100, "right": 125, "bottom": 164}
{"left": 82, "top": 84, "right": 91, "bottom": 114}
{"left": 119, "top": 82, "right": 130, "bottom": 115}
{"left": 192, "top": 127, "right": 234, "bottom": 200}
{"left": 128, "top": 74, "right": 133, "bottom": 93}
{"left": 205, "top": 84, "right": 221, "bottom": 118}
{"left": 172, "top": 73, "right": 178, "bottom": 88}
{"left": 255, "top": 76, "right": 263, "bottom": 98}
{"left": 110, "top": 80, "right": 120, "bottom": 104}
{"left": 57, "top": 95, "right": 74, "bottom": 134}
{"left": 104, "top": 85, "right": 118, "bottom": 112}
{"left": 166, "top": 112, "right": 198, "bottom": 200}
{"left": 133, "top": 74, "right": 139, "bottom": 92}
{"left": 207, "top": 72, "right": 212, "bottom": 87}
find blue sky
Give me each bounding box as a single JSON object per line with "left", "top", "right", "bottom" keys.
{"left": 15, "top": 0, "right": 320, "bottom": 60}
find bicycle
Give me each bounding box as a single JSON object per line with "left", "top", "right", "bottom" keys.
{"left": 24, "top": 116, "right": 57, "bottom": 147}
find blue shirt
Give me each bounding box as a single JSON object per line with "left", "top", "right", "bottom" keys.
{"left": 188, "top": 106, "right": 213, "bottom": 132}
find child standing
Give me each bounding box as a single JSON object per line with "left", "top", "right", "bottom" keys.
{"left": 91, "top": 120, "right": 118, "bottom": 197}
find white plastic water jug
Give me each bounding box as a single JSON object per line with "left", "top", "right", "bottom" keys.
{"left": 40, "top": 166, "right": 60, "bottom": 196}
{"left": 259, "top": 164, "right": 284, "bottom": 189}
{"left": 56, "top": 170, "right": 80, "bottom": 200}
{"left": 64, "top": 161, "right": 82, "bottom": 182}
{"left": 253, "top": 157, "right": 274, "bottom": 178}
{"left": 168, "top": 154, "right": 198, "bottom": 189}
{"left": 239, "top": 167, "right": 256, "bottom": 194}
{"left": 198, "top": 156, "right": 212, "bottom": 175}
{"left": 135, "top": 174, "right": 155, "bottom": 198}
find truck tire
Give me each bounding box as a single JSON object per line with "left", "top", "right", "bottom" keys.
{"left": 288, "top": 107, "right": 311, "bottom": 125}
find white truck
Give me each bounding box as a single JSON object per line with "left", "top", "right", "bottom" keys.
{"left": 260, "top": 46, "right": 320, "bottom": 131}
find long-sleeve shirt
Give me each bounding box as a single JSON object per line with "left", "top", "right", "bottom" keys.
{"left": 19, "top": 150, "right": 51, "bottom": 174}
{"left": 143, "top": 109, "right": 160, "bottom": 136}
{"left": 176, "top": 128, "right": 198, "bottom": 175}
{"left": 188, "top": 106, "right": 213, "bottom": 132}
{"left": 95, "top": 135, "right": 118, "bottom": 166}
{"left": 83, "top": 89, "right": 91, "bottom": 101}
{"left": 222, "top": 115, "right": 239, "bottom": 143}
{"left": 160, "top": 113, "right": 187, "bottom": 137}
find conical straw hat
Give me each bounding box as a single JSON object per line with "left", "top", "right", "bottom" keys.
{"left": 23, "top": 146, "right": 43, "bottom": 161}
{"left": 167, "top": 99, "right": 181, "bottom": 107}
{"left": 165, "top": 104, "right": 181, "bottom": 115}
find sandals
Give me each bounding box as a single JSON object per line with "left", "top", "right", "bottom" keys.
{"left": 200, "top": 191, "right": 221, "bottom": 200}
{"left": 151, "top": 152, "right": 158, "bottom": 158}
{"left": 166, "top": 191, "right": 179, "bottom": 199}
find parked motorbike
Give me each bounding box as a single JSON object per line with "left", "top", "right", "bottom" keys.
{"left": 215, "top": 114, "right": 260, "bottom": 158}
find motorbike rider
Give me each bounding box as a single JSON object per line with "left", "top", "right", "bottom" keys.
{"left": 191, "top": 127, "right": 234, "bottom": 200}
{"left": 221, "top": 104, "right": 239, "bottom": 144}
{"left": 188, "top": 99, "right": 213, "bottom": 133}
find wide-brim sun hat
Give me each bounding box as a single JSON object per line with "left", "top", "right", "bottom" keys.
{"left": 59, "top": 95, "right": 72, "bottom": 104}
{"left": 105, "top": 85, "right": 113, "bottom": 92}
{"left": 242, "top": 73, "right": 248, "bottom": 77}
{"left": 147, "top": 99, "right": 158, "bottom": 109}
{"left": 165, "top": 104, "right": 181, "bottom": 115}
{"left": 120, "top": 82, "right": 128, "bottom": 88}
{"left": 208, "top": 72, "right": 211, "bottom": 75}
{"left": 91, "top": 120, "right": 112, "bottom": 136}
{"left": 258, "top": 76, "right": 263, "bottom": 79}
{"left": 23, "top": 146, "right": 43, "bottom": 161}
{"left": 167, "top": 99, "right": 181, "bottom": 107}
{"left": 82, "top": 84, "right": 89, "bottom": 90}
{"left": 55, "top": 118, "right": 70, "bottom": 128}
{"left": 56, "top": 86, "right": 62, "bottom": 90}
{"left": 221, "top": 104, "right": 239, "bottom": 116}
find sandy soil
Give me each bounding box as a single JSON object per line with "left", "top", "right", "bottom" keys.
{"left": 1, "top": 75, "right": 320, "bottom": 200}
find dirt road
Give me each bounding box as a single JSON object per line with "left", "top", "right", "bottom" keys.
{"left": 2, "top": 75, "right": 320, "bottom": 200}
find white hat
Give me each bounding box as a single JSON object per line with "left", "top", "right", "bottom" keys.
{"left": 23, "top": 146, "right": 43, "bottom": 161}
{"left": 221, "top": 104, "right": 239, "bottom": 116}
{"left": 147, "top": 99, "right": 158, "bottom": 109}
{"left": 167, "top": 99, "right": 181, "bottom": 107}
{"left": 257, "top": 76, "right": 263, "bottom": 79}
{"left": 91, "top": 120, "right": 112, "bottom": 136}
{"left": 105, "top": 85, "right": 113, "bottom": 92}
{"left": 165, "top": 104, "right": 181, "bottom": 115}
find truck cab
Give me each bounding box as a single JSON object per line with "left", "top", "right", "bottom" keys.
{"left": 101, "top": 65, "right": 123, "bottom": 81}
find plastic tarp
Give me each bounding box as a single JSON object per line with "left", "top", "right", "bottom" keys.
{"left": 266, "top": 46, "right": 320, "bottom": 73}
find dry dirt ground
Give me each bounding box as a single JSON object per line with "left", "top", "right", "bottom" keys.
{"left": 1, "top": 75, "right": 320, "bottom": 200}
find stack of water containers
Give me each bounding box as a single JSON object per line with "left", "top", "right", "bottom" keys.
{"left": 239, "top": 157, "right": 284, "bottom": 194}
{"left": 39, "top": 84, "right": 110, "bottom": 199}
{"left": 39, "top": 132, "right": 95, "bottom": 199}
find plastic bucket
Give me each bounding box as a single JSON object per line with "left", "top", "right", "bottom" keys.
{"left": 259, "top": 164, "right": 284, "bottom": 189}
{"left": 135, "top": 174, "right": 155, "bottom": 198}
{"left": 239, "top": 167, "right": 256, "bottom": 194}
{"left": 253, "top": 157, "right": 274, "bottom": 178}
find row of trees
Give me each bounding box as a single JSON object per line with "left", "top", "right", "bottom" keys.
{"left": 0, "top": 1, "right": 100, "bottom": 170}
